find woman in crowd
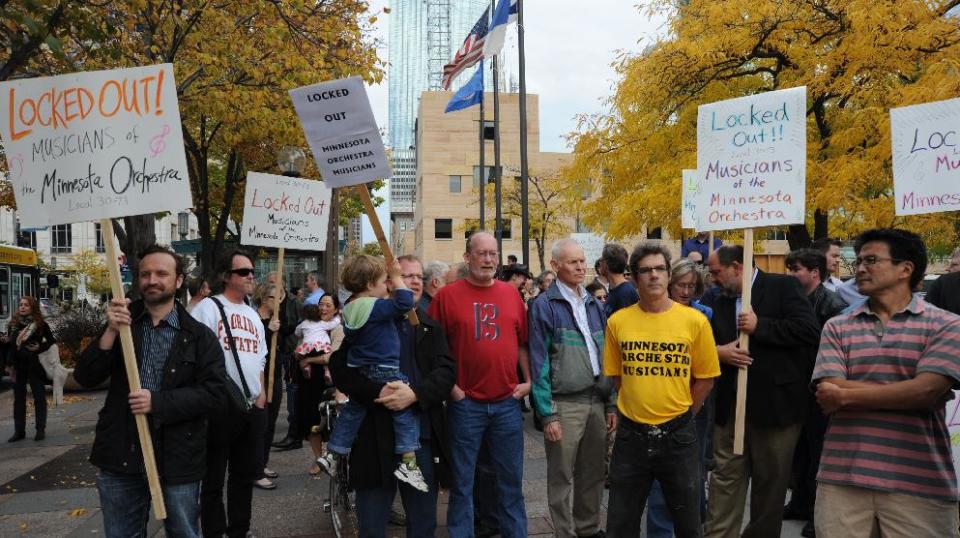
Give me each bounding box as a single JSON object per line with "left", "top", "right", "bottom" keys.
{"left": 645, "top": 258, "right": 714, "bottom": 537}
{"left": 253, "top": 283, "right": 282, "bottom": 490}
{"left": 585, "top": 280, "right": 608, "bottom": 304}
{"left": 536, "top": 270, "right": 556, "bottom": 294}
{"left": 6, "top": 296, "right": 54, "bottom": 442}
{"left": 296, "top": 293, "right": 344, "bottom": 475}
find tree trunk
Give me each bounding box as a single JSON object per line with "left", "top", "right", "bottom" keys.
{"left": 324, "top": 188, "right": 340, "bottom": 295}
{"left": 112, "top": 214, "right": 157, "bottom": 300}
{"left": 813, "top": 209, "right": 829, "bottom": 241}
{"left": 787, "top": 224, "right": 811, "bottom": 251}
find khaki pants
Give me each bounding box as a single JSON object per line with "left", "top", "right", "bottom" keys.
{"left": 544, "top": 399, "right": 607, "bottom": 538}
{"left": 815, "top": 483, "right": 960, "bottom": 538}
{"left": 705, "top": 415, "right": 802, "bottom": 538}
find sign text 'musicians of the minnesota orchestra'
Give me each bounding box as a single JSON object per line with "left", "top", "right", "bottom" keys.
{"left": 695, "top": 86, "right": 807, "bottom": 232}
{"left": 890, "top": 97, "right": 960, "bottom": 217}
{"left": 289, "top": 77, "right": 391, "bottom": 189}
{"left": 241, "top": 172, "right": 332, "bottom": 251}
{"left": 0, "top": 64, "right": 192, "bottom": 228}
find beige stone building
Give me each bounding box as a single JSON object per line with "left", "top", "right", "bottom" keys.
{"left": 404, "top": 90, "right": 577, "bottom": 273}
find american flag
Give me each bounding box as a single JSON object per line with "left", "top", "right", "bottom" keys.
{"left": 442, "top": 7, "right": 489, "bottom": 91}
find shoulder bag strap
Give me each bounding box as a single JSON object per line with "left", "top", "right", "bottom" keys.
{"left": 210, "top": 297, "right": 252, "bottom": 399}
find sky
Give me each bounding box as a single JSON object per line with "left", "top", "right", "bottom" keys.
{"left": 361, "top": 0, "right": 669, "bottom": 242}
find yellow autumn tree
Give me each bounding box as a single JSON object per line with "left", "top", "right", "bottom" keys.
{"left": 567, "top": 0, "right": 960, "bottom": 255}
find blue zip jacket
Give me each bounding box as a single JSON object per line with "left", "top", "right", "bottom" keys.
{"left": 528, "top": 282, "right": 616, "bottom": 424}
{"left": 343, "top": 288, "right": 414, "bottom": 369}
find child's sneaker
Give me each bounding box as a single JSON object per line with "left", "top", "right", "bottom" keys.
{"left": 394, "top": 460, "right": 429, "bottom": 492}
{"left": 317, "top": 452, "right": 338, "bottom": 477}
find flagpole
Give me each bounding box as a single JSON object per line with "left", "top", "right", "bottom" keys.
{"left": 517, "top": 0, "right": 529, "bottom": 268}
{"left": 493, "top": 52, "right": 503, "bottom": 266}
{"left": 479, "top": 62, "right": 486, "bottom": 230}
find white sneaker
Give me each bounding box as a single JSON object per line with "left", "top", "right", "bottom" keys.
{"left": 394, "top": 460, "right": 429, "bottom": 492}
{"left": 317, "top": 452, "right": 338, "bottom": 477}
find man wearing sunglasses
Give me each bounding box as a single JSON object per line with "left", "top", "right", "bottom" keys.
{"left": 604, "top": 242, "right": 720, "bottom": 537}
{"left": 704, "top": 245, "right": 819, "bottom": 538}
{"left": 191, "top": 249, "right": 268, "bottom": 538}
{"left": 812, "top": 229, "right": 960, "bottom": 537}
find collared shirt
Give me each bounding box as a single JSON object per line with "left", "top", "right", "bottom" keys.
{"left": 813, "top": 296, "right": 960, "bottom": 501}
{"left": 137, "top": 306, "right": 180, "bottom": 392}
{"left": 734, "top": 269, "right": 760, "bottom": 331}
{"left": 304, "top": 287, "right": 326, "bottom": 306}
{"left": 557, "top": 281, "right": 601, "bottom": 376}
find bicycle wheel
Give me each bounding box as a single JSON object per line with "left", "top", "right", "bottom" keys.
{"left": 328, "top": 455, "right": 358, "bottom": 537}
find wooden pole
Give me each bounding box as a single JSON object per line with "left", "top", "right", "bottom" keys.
{"left": 709, "top": 231, "right": 716, "bottom": 253}
{"left": 266, "top": 248, "right": 284, "bottom": 403}
{"left": 357, "top": 184, "right": 419, "bottom": 326}
{"left": 100, "top": 219, "right": 167, "bottom": 520}
{"left": 734, "top": 228, "right": 754, "bottom": 456}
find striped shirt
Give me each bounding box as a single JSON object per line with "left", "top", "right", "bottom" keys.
{"left": 812, "top": 296, "right": 960, "bottom": 501}
{"left": 137, "top": 307, "right": 180, "bottom": 392}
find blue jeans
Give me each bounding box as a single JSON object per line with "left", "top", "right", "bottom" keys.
{"left": 608, "top": 413, "right": 702, "bottom": 538}
{"left": 355, "top": 443, "right": 438, "bottom": 538}
{"left": 646, "top": 396, "right": 714, "bottom": 537}
{"left": 446, "top": 396, "right": 527, "bottom": 538}
{"left": 96, "top": 470, "right": 200, "bottom": 538}
{"left": 328, "top": 366, "right": 419, "bottom": 455}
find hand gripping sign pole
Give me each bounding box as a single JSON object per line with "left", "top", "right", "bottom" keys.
{"left": 267, "top": 249, "right": 284, "bottom": 403}
{"left": 734, "top": 229, "right": 753, "bottom": 455}
{"left": 358, "top": 184, "right": 420, "bottom": 326}
{"left": 102, "top": 219, "right": 167, "bottom": 519}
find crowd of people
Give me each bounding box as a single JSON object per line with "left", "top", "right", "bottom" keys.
{"left": 4, "top": 227, "right": 959, "bottom": 538}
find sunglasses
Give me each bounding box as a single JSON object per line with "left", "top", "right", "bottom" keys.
{"left": 229, "top": 268, "right": 255, "bottom": 277}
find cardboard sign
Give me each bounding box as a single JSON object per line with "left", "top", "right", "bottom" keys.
{"left": 0, "top": 64, "right": 192, "bottom": 227}
{"left": 681, "top": 169, "right": 700, "bottom": 230}
{"left": 241, "top": 172, "right": 332, "bottom": 250}
{"left": 695, "top": 86, "right": 807, "bottom": 231}
{"left": 948, "top": 391, "right": 960, "bottom": 471}
{"left": 570, "top": 232, "right": 606, "bottom": 272}
{"left": 890, "top": 98, "right": 960, "bottom": 216}
{"left": 289, "top": 77, "right": 391, "bottom": 189}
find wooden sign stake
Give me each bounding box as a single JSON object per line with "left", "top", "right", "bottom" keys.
{"left": 267, "top": 248, "right": 284, "bottom": 403}
{"left": 100, "top": 219, "right": 167, "bottom": 520}
{"left": 709, "top": 231, "right": 716, "bottom": 253}
{"left": 357, "top": 184, "right": 419, "bottom": 326}
{"left": 733, "top": 228, "right": 753, "bottom": 456}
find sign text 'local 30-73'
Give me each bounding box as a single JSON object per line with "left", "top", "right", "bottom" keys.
{"left": 695, "top": 87, "right": 807, "bottom": 231}
{"left": 0, "top": 64, "right": 192, "bottom": 228}
{"left": 289, "top": 77, "right": 390, "bottom": 189}
{"left": 241, "top": 172, "right": 332, "bottom": 251}
{"left": 890, "top": 98, "right": 960, "bottom": 216}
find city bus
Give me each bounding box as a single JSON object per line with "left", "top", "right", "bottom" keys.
{"left": 0, "top": 244, "right": 40, "bottom": 332}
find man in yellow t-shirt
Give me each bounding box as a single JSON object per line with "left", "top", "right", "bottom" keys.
{"left": 603, "top": 243, "right": 720, "bottom": 538}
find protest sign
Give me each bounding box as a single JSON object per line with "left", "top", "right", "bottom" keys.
{"left": 948, "top": 392, "right": 960, "bottom": 471}
{"left": 0, "top": 64, "right": 191, "bottom": 228}
{"left": 571, "top": 232, "right": 606, "bottom": 270}
{"left": 890, "top": 98, "right": 960, "bottom": 216}
{"left": 289, "top": 77, "right": 391, "bottom": 189}
{"left": 241, "top": 172, "right": 332, "bottom": 251}
{"left": 695, "top": 86, "right": 807, "bottom": 232}
{"left": 681, "top": 169, "right": 700, "bottom": 230}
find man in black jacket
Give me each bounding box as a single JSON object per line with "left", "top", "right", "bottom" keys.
{"left": 925, "top": 270, "right": 960, "bottom": 316}
{"left": 329, "top": 254, "right": 456, "bottom": 537}
{"left": 784, "top": 248, "right": 848, "bottom": 537}
{"left": 704, "top": 245, "right": 820, "bottom": 538}
{"left": 75, "top": 245, "right": 225, "bottom": 538}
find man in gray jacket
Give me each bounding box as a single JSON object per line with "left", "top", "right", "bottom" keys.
{"left": 529, "top": 238, "right": 616, "bottom": 538}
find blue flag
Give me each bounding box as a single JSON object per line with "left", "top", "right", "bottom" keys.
{"left": 445, "top": 63, "right": 484, "bottom": 113}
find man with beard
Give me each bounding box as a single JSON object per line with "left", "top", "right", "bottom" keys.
{"left": 75, "top": 245, "right": 225, "bottom": 537}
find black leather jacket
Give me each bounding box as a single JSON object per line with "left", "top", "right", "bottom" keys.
{"left": 74, "top": 301, "right": 225, "bottom": 484}
{"left": 808, "top": 284, "right": 848, "bottom": 328}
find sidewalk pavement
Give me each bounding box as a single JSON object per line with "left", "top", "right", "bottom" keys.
{"left": 0, "top": 384, "right": 805, "bottom": 536}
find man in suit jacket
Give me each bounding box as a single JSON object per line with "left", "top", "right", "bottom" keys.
{"left": 704, "top": 245, "right": 820, "bottom": 538}
{"left": 925, "top": 270, "right": 960, "bottom": 316}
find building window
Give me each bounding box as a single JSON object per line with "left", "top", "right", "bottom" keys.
{"left": 473, "top": 165, "right": 501, "bottom": 187}
{"left": 449, "top": 175, "right": 462, "bottom": 193}
{"left": 435, "top": 219, "right": 452, "bottom": 240}
{"left": 51, "top": 224, "right": 72, "bottom": 254}
{"left": 17, "top": 230, "right": 36, "bottom": 249}
{"left": 483, "top": 120, "right": 495, "bottom": 140}
{"left": 499, "top": 219, "right": 512, "bottom": 240}
{"left": 95, "top": 223, "right": 106, "bottom": 253}
{"left": 464, "top": 218, "right": 479, "bottom": 239}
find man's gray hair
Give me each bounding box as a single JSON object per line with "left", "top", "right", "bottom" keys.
{"left": 454, "top": 262, "right": 470, "bottom": 280}
{"left": 423, "top": 260, "right": 450, "bottom": 284}
{"left": 551, "top": 238, "right": 582, "bottom": 260}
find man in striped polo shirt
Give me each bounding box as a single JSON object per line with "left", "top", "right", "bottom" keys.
{"left": 813, "top": 228, "right": 960, "bottom": 537}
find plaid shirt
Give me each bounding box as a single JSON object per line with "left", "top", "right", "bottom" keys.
{"left": 136, "top": 307, "right": 180, "bottom": 392}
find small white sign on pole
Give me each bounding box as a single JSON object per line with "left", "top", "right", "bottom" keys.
{"left": 682, "top": 169, "right": 700, "bottom": 230}
{"left": 570, "top": 232, "right": 606, "bottom": 272}
{"left": 695, "top": 86, "right": 807, "bottom": 231}
{"left": 289, "top": 77, "right": 391, "bottom": 189}
{"left": 890, "top": 98, "right": 960, "bottom": 216}
{"left": 241, "top": 172, "right": 332, "bottom": 251}
{"left": 0, "top": 64, "right": 192, "bottom": 228}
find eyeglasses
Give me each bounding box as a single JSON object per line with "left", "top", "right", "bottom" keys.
{"left": 853, "top": 256, "right": 903, "bottom": 268}
{"left": 472, "top": 250, "right": 498, "bottom": 259}
{"left": 402, "top": 273, "right": 424, "bottom": 280}
{"left": 635, "top": 265, "right": 669, "bottom": 275}
{"left": 229, "top": 268, "right": 255, "bottom": 277}
{"left": 595, "top": 295, "right": 607, "bottom": 301}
